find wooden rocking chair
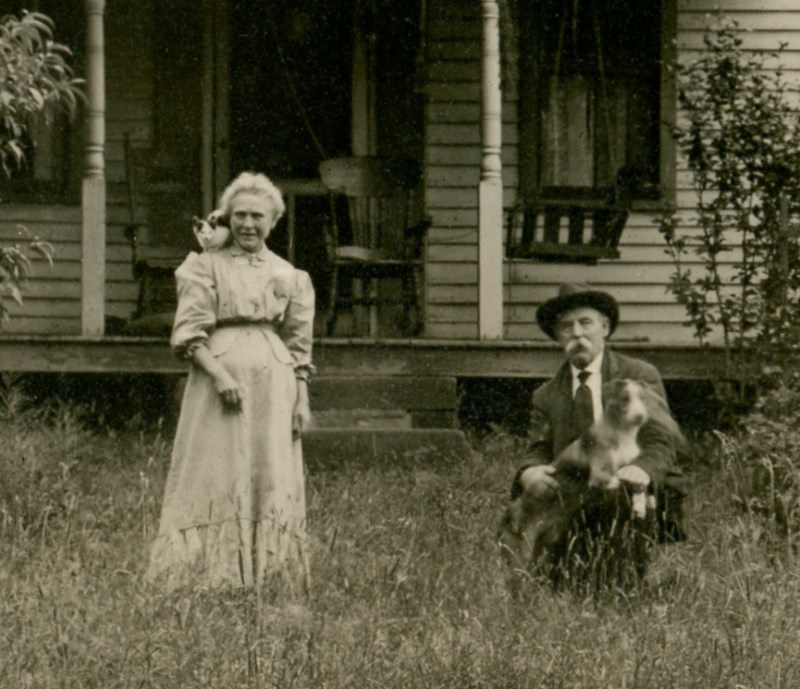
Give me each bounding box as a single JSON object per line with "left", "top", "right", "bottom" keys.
{"left": 319, "top": 156, "right": 430, "bottom": 336}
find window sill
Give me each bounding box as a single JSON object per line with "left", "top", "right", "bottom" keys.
{"left": 507, "top": 243, "right": 620, "bottom": 264}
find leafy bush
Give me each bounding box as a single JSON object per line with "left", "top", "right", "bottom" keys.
{"left": 0, "top": 231, "right": 53, "bottom": 325}
{"left": 0, "top": 10, "right": 80, "bottom": 324}
{"left": 658, "top": 18, "right": 800, "bottom": 397}
{"left": 0, "top": 11, "right": 82, "bottom": 174}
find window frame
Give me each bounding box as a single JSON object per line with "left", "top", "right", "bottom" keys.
{"left": 516, "top": 0, "right": 677, "bottom": 211}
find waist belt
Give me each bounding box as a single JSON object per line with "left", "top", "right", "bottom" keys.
{"left": 215, "top": 319, "right": 276, "bottom": 330}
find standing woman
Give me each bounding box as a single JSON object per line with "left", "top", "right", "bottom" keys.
{"left": 147, "top": 172, "right": 314, "bottom": 592}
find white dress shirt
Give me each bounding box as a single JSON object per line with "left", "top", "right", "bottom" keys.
{"left": 570, "top": 352, "right": 603, "bottom": 423}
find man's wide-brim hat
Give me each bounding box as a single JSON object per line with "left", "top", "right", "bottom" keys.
{"left": 536, "top": 283, "right": 619, "bottom": 339}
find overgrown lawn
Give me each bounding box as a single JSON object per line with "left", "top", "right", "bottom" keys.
{"left": 1, "top": 406, "right": 799, "bottom": 688}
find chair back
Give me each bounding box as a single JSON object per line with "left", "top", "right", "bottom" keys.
{"left": 319, "top": 156, "right": 421, "bottom": 257}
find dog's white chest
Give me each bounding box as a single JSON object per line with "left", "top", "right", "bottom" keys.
{"left": 613, "top": 433, "right": 640, "bottom": 470}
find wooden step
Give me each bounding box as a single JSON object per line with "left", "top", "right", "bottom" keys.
{"left": 311, "top": 375, "right": 457, "bottom": 410}
{"left": 302, "top": 428, "right": 473, "bottom": 468}
{"left": 310, "top": 375, "right": 459, "bottom": 428}
{"left": 310, "top": 408, "right": 413, "bottom": 429}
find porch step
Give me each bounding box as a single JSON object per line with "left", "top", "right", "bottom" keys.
{"left": 302, "top": 428, "right": 473, "bottom": 469}
{"left": 310, "top": 408, "right": 413, "bottom": 429}
{"left": 304, "top": 375, "right": 470, "bottom": 464}
{"left": 311, "top": 375, "right": 459, "bottom": 428}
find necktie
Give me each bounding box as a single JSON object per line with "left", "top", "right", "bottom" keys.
{"left": 572, "top": 370, "right": 595, "bottom": 436}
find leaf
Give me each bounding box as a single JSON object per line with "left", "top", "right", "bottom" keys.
{"left": 6, "top": 283, "right": 22, "bottom": 306}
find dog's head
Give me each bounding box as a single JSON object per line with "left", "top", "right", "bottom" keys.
{"left": 602, "top": 379, "right": 650, "bottom": 430}
{"left": 602, "top": 378, "right": 685, "bottom": 445}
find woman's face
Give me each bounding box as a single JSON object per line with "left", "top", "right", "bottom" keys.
{"left": 229, "top": 192, "right": 276, "bottom": 253}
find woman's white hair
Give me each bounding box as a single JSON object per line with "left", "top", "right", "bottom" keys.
{"left": 218, "top": 172, "right": 286, "bottom": 228}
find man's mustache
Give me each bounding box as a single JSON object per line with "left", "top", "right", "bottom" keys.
{"left": 566, "top": 339, "right": 590, "bottom": 355}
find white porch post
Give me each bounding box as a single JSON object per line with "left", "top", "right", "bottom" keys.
{"left": 81, "top": 0, "right": 106, "bottom": 337}
{"left": 478, "top": 0, "right": 504, "bottom": 340}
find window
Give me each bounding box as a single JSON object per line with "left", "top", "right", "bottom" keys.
{"left": 518, "top": 0, "right": 672, "bottom": 203}
{"left": 0, "top": 0, "right": 84, "bottom": 201}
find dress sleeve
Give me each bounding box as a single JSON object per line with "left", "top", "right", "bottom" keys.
{"left": 170, "top": 252, "right": 218, "bottom": 358}
{"left": 280, "top": 269, "right": 316, "bottom": 380}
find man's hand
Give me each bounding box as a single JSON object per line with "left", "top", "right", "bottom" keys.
{"left": 616, "top": 465, "right": 650, "bottom": 487}
{"left": 519, "top": 464, "right": 559, "bottom": 495}
{"left": 616, "top": 465, "right": 652, "bottom": 519}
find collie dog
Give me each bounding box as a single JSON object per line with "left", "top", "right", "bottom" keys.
{"left": 498, "top": 379, "right": 684, "bottom": 583}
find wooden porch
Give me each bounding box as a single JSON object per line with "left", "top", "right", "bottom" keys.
{"left": 0, "top": 335, "right": 724, "bottom": 380}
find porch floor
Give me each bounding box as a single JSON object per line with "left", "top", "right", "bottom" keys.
{"left": 0, "top": 335, "right": 724, "bottom": 380}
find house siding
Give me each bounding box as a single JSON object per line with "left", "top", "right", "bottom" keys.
{"left": 423, "top": 0, "right": 800, "bottom": 343}
{"left": 0, "top": 2, "right": 158, "bottom": 334}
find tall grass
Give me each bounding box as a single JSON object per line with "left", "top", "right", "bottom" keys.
{"left": 1, "top": 399, "right": 799, "bottom": 688}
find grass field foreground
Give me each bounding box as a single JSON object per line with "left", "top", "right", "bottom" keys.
{"left": 1, "top": 397, "right": 799, "bottom": 689}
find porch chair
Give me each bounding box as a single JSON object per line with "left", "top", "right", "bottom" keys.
{"left": 123, "top": 133, "right": 193, "bottom": 331}
{"left": 318, "top": 156, "right": 430, "bottom": 336}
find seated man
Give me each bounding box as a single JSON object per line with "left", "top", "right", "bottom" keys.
{"left": 508, "top": 283, "right": 688, "bottom": 590}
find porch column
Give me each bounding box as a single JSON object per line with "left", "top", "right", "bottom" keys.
{"left": 351, "top": 0, "right": 379, "bottom": 335}
{"left": 478, "top": 0, "right": 504, "bottom": 340}
{"left": 81, "top": 0, "right": 106, "bottom": 337}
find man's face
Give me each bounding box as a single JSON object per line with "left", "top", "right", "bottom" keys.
{"left": 555, "top": 306, "right": 610, "bottom": 368}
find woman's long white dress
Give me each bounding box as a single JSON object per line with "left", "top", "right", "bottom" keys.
{"left": 147, "top": 244, "right": 314, "bottom": 591}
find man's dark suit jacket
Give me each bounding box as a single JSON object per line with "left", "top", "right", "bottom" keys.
{"left": 511, "top": 348, "right": 688, "bottom": 540}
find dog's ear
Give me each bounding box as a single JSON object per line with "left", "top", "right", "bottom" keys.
{"left": 637, "top": 381, "right": 686, "bottom": 448}
{"left": 602, "top": 378, "right": 629, "bottom": 401}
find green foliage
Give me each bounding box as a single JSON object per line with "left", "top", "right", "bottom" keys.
{"left": 718, "top": 383, "right": 800, "bottom": 548}
{"left": 0, "top": 10, "right": 82, "bottom": 175}
{"left": 0, "top": 10, "right": 78, "bottom": 327}
{"left": 0, "top": 228, "right": 52, "bottom": 326}
{"left": 658, "top": 18, "right": 800, "bottom": 389}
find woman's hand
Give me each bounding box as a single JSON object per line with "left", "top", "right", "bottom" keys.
{"left": 292, "top": 379, "right": 311, "bottom": 438}
{"left": 188, "top": 344, "right": 242, "bottom": 411}
{"left": 213, "top": 368, "right": 243, "bottom": 411}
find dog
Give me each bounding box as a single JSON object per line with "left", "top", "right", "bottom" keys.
{"left": 498, "top": 379, "right": 684, "bottom": 587}
{"left": 192, "top": 209, "right": 230, "bottom": 251}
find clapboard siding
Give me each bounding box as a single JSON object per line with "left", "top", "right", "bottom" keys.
{"left": 105, "top": 3, "right": 154, "bottom": 178}
{"left": 0, "top": 2, "right": 155, "bottom": 334}
{"left": 422, "top": 0, "right": 800, "bottom": 344}
{"left": 0, "top": 206, "right": 140, "bottom": 333}
{"left": 103, "top": 2, "right": 157, "bottom": 322}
